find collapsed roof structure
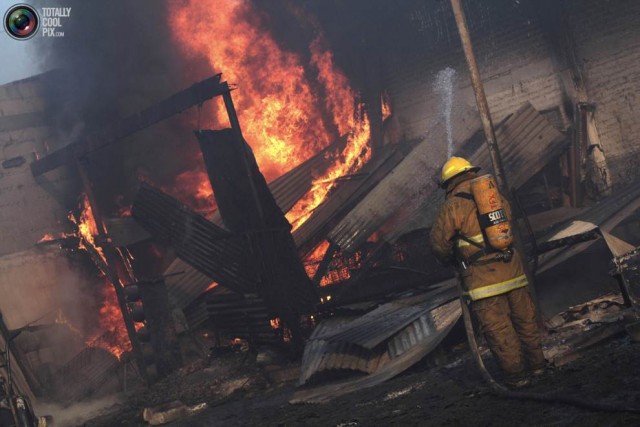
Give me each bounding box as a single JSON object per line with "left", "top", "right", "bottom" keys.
{"left": 1, "top": 0, "right": 640, "bottom": 409}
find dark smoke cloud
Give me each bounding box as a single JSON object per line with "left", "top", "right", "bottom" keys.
{"left": 35, "top": 0, "right": 208, "bottom": 210}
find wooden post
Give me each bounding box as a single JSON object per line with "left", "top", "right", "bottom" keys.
{"left": 449, "top": 0, "right": 541, "bottom": 315}
{"left": 75, "top": 160, "right": 149, "bottom": 381}
{"left": 567, "top": 135, "right": 579, "bottom": 207}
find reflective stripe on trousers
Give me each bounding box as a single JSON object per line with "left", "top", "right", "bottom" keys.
{"left": 464, "top": 274, "right": 528, "bottom": 301}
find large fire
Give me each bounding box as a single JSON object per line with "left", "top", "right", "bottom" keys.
{"left": 68, "top": 193, "right": 107, "bottom": 264}
{"left": 168, "top": 0, "right": 371, "bottom": 228}
{"left": 86, "top": 278, "right": 132, "bottom": 359}
{"left": 39, "top": 195, "right": 132, "bottom": 359}
{"left": 68, "top": 194, "right": 131, "bottom": 359}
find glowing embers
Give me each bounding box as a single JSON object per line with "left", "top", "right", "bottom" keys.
{"left": 303, "top": 240, "right": 331, "bottom": 278}
{"left": 302, "top": 242, "right": 376, "bottom": 288}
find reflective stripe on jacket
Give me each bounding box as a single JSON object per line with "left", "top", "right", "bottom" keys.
{"left": 457, "top": 233, "right": 484, "bottom": 248}
{"left": 430, "top": 173, "right": 527, "bottom": 301}
{"left": 463, "top": 274, "right": 528, "bottom": 301}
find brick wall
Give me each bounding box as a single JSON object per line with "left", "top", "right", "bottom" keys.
{"left": 0, "top": 74, "right": 72, "bottom": 256}
{"left": 380, "top": 0, "right": 640, "bottom": 188}
{"left": 381, "top": 0, "right": 566, "bottom": 154}
{"left": 567, "top": 0, "right": 640, "bottom": 185}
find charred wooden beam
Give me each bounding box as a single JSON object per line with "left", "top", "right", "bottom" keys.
{"left": 31, "top": 74, "right": 229, "bottom": 176}
{"left": 536, "top": 230, "right": 600, "bottom": 254}
{"left": 313, "top": 241, "right": 339, "bottom": 286}
{"left": 75, "top": 160, "right": 150, "bottom": 382}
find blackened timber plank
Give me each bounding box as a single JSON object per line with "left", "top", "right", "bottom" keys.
{"left": 31, "top": 74, "right": 229, "bottom": 176}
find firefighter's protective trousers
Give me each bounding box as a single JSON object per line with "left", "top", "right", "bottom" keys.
{"left": 430, "top": 173, "right": 545, "bottom": 376}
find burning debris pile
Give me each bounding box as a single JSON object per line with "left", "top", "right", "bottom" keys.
{"left": 2, "top": 1, "right": 640, "bottom": 423}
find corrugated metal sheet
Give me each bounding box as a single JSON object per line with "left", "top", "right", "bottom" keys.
{"left": 162, "top": 139, "right": 343, "bottom": 311}
{"left": 206, "top": 287, "right": 278, "bottom": 344}
{"left": 183, "top": 294, "right": 210, "bottom": 330}
{"left": 197, "top": 129, "right": 318, "bottom": 315}
{"left": 297, "top": 285, "right": 457, "bottom": 385}
{"left": 266, "top": 137, "right": 347, "bottom": 215}
{"left": 132, "top": 183, "right": 257, "bottom": 294}
{"left": 330, "top": 102, "right": 567, "bottom": 252}
{"left": 293, "top": 141, "right": 419, "bottom": 255}
{"left": 164, "top": 260, "right": 213, "bottom": 311}
{"left": 104, "top": 217, "right": 151, "bottom": 247}
{"left": 292, "top": 293, "right": 461, "bottom": 404}
{"left": 538, "top": 178, "right": 640, "bottom": 273}
{"left": 312, "top": 284, "right": 457, "bottom": 349}
{"left": 327, "top": 106, "right": 481, "bottom": 252}
{"left": 387, "top": 314, "right": 434, "bottom": 359}
{"left": 52, "top": 347, "right": 119, "bottom": 404}
{"left": 388, "top": 299, "right": 460, "bottom": 358}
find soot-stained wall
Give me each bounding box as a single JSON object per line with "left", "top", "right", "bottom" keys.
{"left": 370, "top": 0, "right": 640, "bottom": 187}
{"left": 566, "top": 0, "right": 640, "bottom": 185}
{"left": 0, "top": 73, "right": 75, "bottom": 256}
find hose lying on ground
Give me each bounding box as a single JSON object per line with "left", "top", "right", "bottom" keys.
{"left": 458, "top": 293, "right": 640, "bottom": 414}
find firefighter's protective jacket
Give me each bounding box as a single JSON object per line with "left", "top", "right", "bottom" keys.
{"left": 430, "top": 173, "right": 528, "bottom": 301}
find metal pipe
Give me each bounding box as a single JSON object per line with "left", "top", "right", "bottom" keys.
{"left": 450, "top": 0, "right": 541, "bottom": 318}
{"left": 450, "top": 0, "right": 508, "bottom": 193}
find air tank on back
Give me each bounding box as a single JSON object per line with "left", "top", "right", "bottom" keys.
{"left": 470, "top": 174, "right": 513, "bottom": 251}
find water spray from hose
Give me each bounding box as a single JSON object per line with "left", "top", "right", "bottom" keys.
{"left": 433, "top": 67, "right": 457, "bottom": 157}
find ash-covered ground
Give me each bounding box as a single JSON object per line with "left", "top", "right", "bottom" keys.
{"left": 73, "top": 325, "right": 640, "bottom": 427}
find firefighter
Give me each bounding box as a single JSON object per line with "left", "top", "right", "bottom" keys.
{"left": 430, "top": 157, "right": 546, "bottom": 387}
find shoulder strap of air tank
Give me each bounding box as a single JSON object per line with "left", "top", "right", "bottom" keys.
{"left": 454, "top": 192, "right": 474, "bottom": 200}
{"left": 452, "top": 192, "right": 499, "bottom": 264}
{"left": 456, "top": 233, "right": 484, "bottom": 249}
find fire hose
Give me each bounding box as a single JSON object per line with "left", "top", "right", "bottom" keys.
{"left": 457, "top": 287, "right": 640, "bottom": 414}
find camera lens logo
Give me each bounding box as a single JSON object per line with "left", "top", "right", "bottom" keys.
{"left": 4, "top": 4, "right": 39, "bottom": 40}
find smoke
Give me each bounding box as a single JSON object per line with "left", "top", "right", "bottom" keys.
{"left": 433, "top": 67, "right": 458, "bottom": 158}
{"left": 34, "top": 0, "right": 203, "bottom": 209}
{"left": 35, "top": 395, "right": 123, "bottom": 427}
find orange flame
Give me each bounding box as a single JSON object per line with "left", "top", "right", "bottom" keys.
{"left": 38, "top": 233, "right": 55, "bottom": 243}
{"left": 303, "top": 240, "right": 331, "bottom": 278}
{"left": 168, "top": 0, "right": 371, "bottom": 226}
{"left": 86, "top": 280, "right": 131, "bottom": 359}
{"left": 65, "top": 195, "right": 131, "bottom": 359}
{"left": 55, "top": 309, "right": 83, "bottom": 337}
{"left": 382, "top": 92, "right": 392, "bottom": 121}
{"left": 68, "top": 194, "right": 107, "bottom": 263}
{"left": 287, "top": 111, "right": 371, "bottom": 229}
{"left": 270, "top": 318, "right": 281, "bottom": 330}
{"left": 165, "top": 166, "right": 216, "bottom": 216}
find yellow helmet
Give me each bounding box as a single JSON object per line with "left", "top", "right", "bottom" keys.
{"left": 440, "top": 156, "right": 479, "bottom": 186}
